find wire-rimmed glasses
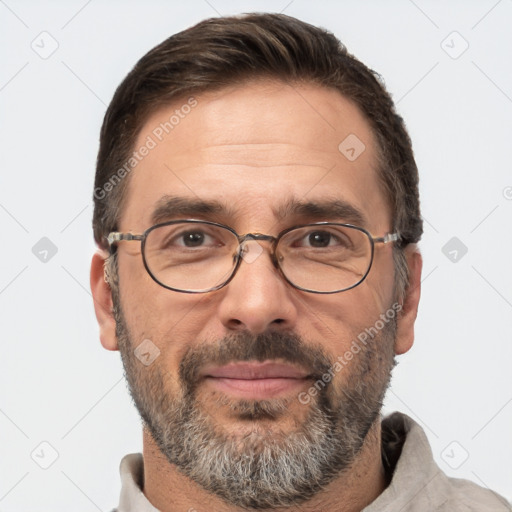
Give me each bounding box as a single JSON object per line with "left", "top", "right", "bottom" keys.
{"left": 107, "top": 220, "right": 399, "bottom": 294}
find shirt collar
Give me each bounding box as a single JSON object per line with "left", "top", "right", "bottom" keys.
{"left": 362, "top": 412, "right": 443, "bottom": 511}
{"left": 117, "top": 453, "right": 160, "bottom": 512}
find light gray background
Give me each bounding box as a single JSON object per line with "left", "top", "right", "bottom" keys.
{"left": 1, "top": 0, "right": 511, "bottom": 510}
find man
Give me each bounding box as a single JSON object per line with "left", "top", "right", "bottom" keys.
{"left": 90, "top": 13, "right": 510, "bottom": 512}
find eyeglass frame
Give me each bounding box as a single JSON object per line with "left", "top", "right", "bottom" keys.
{"left": 106, "top": 219, "right": 400, "bottom": 294}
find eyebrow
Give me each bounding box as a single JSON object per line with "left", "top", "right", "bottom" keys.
{"left": 150, "top": 195, "right": 367, "bottom": 228}
{"left": 150, "top": 196, "right": 234, "bottom": 225}
{"left": 275, "top": 198, "right": 367, "bottom": 227}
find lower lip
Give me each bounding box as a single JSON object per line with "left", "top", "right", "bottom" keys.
{"left": 205, "top": 377, "right": 309, "bottom": 399}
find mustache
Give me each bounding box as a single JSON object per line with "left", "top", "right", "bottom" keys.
{"left": 179, "top": 331, "right": 333, "bottom": 392}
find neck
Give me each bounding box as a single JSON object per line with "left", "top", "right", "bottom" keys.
{"left": 142, "top": 420, "right": 388, "bottom": 512}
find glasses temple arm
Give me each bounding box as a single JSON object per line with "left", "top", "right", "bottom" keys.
{"left": 106, "top": 232, "right": 144, "bottom": 246}
{"left": 373, "top": 233, "right": 400, "bottom": 244}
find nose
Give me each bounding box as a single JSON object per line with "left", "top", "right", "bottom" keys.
{"left": 216, "top": 240, "right": 299, "bottom": 334}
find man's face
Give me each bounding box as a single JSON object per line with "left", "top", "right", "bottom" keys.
{"left": 111, "top": 80, "right": 401, "bottom": 507}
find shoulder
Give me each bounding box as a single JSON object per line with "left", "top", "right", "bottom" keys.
{"left": 434, "top": 476, "right": 511, "bottom": 511}
{"left": 375, "top": 412, "right": 511, "bottom": 511}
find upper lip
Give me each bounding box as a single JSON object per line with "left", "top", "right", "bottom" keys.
{"left": 202, "top": 361, "right": 310, "bottom": 380}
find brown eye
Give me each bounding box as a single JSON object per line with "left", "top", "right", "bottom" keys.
{"left": 307, "top": 231, "right": 333, "bottom": 247}
{"left": 181, "top": 231, "right": 206, "bottom": 247}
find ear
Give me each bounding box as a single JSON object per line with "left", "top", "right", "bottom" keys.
{"left": 394, "top": 246, "right": 422, "bottom": 355}
{"left": 90, "top": 250, "right": 119, "bottom": 351}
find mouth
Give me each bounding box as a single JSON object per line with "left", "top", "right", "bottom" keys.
{"left": 201, "top": 361, "right": 312, "bottom": 400}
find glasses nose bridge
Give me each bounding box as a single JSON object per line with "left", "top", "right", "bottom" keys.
{"left": 239, "top": 232, "right": 276, "bottom": 244}
{"left": 237, "top": 232, "right": 280, "bottom": 265}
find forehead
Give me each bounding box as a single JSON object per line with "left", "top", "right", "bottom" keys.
{"left": 121, "top": 80, "right": 390, "bottom": 233}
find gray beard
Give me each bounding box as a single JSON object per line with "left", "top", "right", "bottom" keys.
{"left": 114, "top": 303, "right": 396, "bottom": 509}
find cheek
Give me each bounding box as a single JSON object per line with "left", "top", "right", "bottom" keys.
{"left": 118, "top": 251, "right": 193, "bottom": 330}
{"left": 303, "top": 287, "right": 385, "bottom": 333}
{"left": 298, "top": 279, "right": 394, "bottom": 361}
{"left": 118, "top": 269, "right": 216, "bottom": 376}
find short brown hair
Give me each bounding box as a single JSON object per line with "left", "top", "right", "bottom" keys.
{"left": 94, "top": 13, "right": 422, "bottom": 295}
